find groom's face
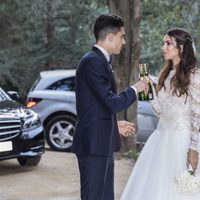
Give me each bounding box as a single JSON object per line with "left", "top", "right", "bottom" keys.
{"left": 110, "top": 27, "right": 126, "bottom": 55}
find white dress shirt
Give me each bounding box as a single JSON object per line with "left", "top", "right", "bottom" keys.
{"left": 94, "top": 44, "right": 110, "bottom": 62}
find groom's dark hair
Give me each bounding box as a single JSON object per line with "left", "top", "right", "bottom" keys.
{"left": 94, "top": 14, "right": 124, "bottom": 41}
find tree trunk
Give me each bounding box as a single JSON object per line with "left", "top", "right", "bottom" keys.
{"left": 44, "top": 0, "right": 55, "bottom": 70}
{"left": 128, "top": 0, "right": 141, "bottom": 122}
{"left": 108, "top": 0, "right": 141, "bottom": 152}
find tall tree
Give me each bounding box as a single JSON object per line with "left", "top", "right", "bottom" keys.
{"left": 44, "top": 0, "right": 56, "bottom": 69}
{"left": 0, "top": 0, "right": 107, "bottom": 98}
{"left": 108, "top": 0, "right": 141, "bottom": 152}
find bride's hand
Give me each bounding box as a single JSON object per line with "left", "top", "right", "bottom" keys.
{"left": 148, "top": 75, "right": 154, "bottom": 87}
{"left": 187, "top": 149, "right": 199, "bottom": 171}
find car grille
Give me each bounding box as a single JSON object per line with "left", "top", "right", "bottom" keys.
{"left": 0, "top": 119, "right": 21, "bottom": 141}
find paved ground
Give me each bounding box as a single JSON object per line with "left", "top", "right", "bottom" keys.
{"left": 0, "top": 149, "right": 134, "bottom": 200}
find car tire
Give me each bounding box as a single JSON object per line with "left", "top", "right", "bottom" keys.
{"left": 17, "top": 156, "right": 41, "bottom": 166}
{"left": 45, "top": 115, "right": 75, "bottom": 152}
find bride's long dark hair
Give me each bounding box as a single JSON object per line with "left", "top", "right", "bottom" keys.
{"left": 157, "top": 28, "right": 198, "bottom": 97}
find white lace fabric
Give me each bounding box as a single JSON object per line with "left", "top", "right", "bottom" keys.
{"left": 151, "top": 84, "right": 161, "bottom": 117}
{"left": 190, "top": 69, "right": 200, "bottom": 150}
{"left": 150, "top": 69, "right": 200, "bottom": 151}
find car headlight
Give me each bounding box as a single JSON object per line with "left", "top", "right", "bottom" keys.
{"left": 21, "top": 109, "right": 41, "bottom": 131}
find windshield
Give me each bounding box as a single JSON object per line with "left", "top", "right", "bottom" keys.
{"left": 30, "top": 76, "right": 41, "bottom": 91}
{"left": 0, "top": 89, "right": 8, "bottom": 102}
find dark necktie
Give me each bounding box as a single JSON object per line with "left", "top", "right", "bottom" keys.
{"left": 108, "top": 56, "right": 114, "bottom": 72}
{"left": 108, "top": 56, "right": 112, "bottom": 65}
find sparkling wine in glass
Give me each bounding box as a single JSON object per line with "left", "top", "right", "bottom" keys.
{"left": 138, "top": 63, "right": 153, "bottom": 101}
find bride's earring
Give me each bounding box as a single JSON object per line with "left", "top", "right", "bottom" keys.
{"left": 180, "top": 45, "right": 183, "bottom": 54}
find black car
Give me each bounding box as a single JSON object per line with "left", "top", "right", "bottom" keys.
{"left": 0, "top": 87, "right": 45, "bottom": 166}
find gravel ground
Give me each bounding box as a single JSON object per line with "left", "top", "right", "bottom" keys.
{"left": 0, "top": 149, "right": 134, "bottom": 200}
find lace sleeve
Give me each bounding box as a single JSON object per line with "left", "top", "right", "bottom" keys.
{"left": 150, "top": 85, "right": 161, "bottom": 117}
{"left": 189, "top": 69, "right": 200, "bottom": 151}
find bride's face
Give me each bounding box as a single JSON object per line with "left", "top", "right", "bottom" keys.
{"left": 162, "top": 34, "right": 181, "bottom": 66}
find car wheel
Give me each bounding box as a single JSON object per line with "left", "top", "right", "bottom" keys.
{"left": 45, "top": 115, "right": 75, "bottom": 151}
{"left": 17, "top": 156, "right": 41, "bottom": 166}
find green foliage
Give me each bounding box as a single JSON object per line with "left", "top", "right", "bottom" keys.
{"left": 0, "top": 0, "right": 107, "bottom": 99}
{"left": 140, "top": 0, "right": 200, "bottom": 75}
{"left": 0, "top": 0, "right": 199, "bottom": 100}
{"left": 122, "top": 147, "right": 141, "bottom": 160}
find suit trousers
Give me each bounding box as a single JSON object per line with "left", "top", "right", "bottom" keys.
{"left": 76, "top": 155, "right": 114, "bottom": 200}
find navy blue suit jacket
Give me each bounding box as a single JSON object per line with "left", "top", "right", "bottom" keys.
{"left": 71, "top": 47, "right": 137, "bottom": 156}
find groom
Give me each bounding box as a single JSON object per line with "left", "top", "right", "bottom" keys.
{"left": 71, "top": 14, "right": 146, "bottom": 200}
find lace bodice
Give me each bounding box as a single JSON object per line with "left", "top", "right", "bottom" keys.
{"left": 151, "top": 69, "right": 200, "bottom": 151}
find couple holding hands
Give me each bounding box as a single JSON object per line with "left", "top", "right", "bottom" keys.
{"left": 71, "top": 14, "right": 200, "bottom": 200}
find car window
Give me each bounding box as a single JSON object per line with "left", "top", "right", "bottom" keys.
{"left": 47, "top": 77, "right": 75, "bottom": 91}
{"left": 0, "top": 90, "right": 7, "bottom": 101}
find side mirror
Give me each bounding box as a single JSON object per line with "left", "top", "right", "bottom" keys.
{"left": 7, "top": 91, "right": 19, "bottom": 100}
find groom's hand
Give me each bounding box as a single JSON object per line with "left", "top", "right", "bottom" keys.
{"left": 117, "top": 120, "right": 135, "bottom": 137}
{"left": 133, "top": 78, "right": 149, "bottom": 93}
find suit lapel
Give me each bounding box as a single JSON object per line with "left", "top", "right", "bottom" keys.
{"left": 92, "top": 47, "right": 117, "bottom": 91}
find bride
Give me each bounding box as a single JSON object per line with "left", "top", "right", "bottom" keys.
{"left": 121, "top": 28, "right": 200, "bottom": 200}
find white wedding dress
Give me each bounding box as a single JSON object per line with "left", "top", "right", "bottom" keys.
{"left": 121, "top": 69, "right": 200, "bottom": 200}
